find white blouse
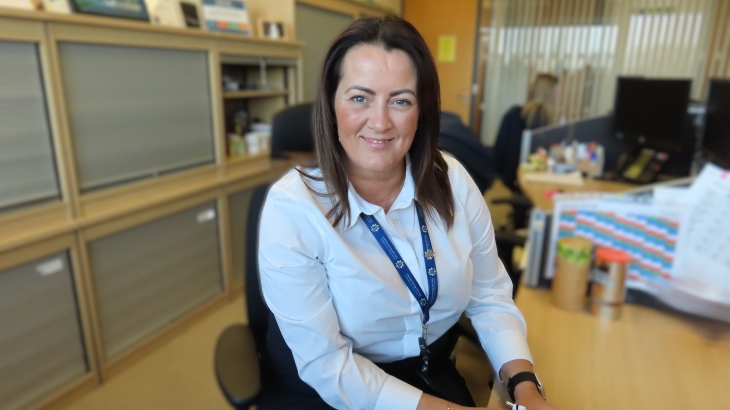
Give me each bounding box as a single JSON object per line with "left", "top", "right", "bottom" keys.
{"left": 258, "top": 155, "right": 532, "bottom": 410}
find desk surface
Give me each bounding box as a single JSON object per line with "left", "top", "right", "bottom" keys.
{"left": 505, "top": 169, "right": 730, "bottom": 409}
{"left": 517, "top": 169, "right": 633, "bottom": 211}
{"left": 514, "top": 287, "right": 730, "bottom": 410}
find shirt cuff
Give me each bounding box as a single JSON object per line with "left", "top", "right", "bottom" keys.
{"left": 483, "top": 329, "right": 534, "bottom": 380}
{"left": 373, "top": 374, "right": 423, "bottom": 410}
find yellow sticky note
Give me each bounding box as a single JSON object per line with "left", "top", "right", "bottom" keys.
{"left": 437, "top": 35, "right": 457, "bottom": 62}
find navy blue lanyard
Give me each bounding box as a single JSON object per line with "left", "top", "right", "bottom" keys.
{"left": 360, "top": 201, "right": 437, "bottom": 373}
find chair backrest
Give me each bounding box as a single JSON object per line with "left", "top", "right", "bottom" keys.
{"left": 492, "top": 106, "right": 527, "bottom": 192}
{"left": 244, "top": 183, "right": 273, "bottom": 353}
{"left": 438, "top": 111, "right": 496, "bottom": 194}
{"left": 271, "top": 103, "right": 315, "bottom": 158}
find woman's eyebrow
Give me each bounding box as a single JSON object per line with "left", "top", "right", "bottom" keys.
{"left": 346, "top": 85, "right": 416, "bottom": 97}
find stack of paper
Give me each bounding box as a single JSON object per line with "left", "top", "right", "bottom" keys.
{"left": 654, "top": 164, "right": 730, "bottom": 306}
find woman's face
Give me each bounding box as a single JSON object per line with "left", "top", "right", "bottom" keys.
{"left": 334, "top": 44, "right": 419, "bottom": 177}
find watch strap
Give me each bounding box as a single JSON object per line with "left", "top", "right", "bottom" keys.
{"left": 507, "top": 371, "right": 540, "bottom": 402}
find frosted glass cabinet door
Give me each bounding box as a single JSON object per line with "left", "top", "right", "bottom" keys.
{"left": 88, "top": 201, "right": 224, "bottom": 360}
{"left": 0, "top": 41, "right": 60, "bottom": 211}
{"left": 58, "top": 43, "right": 215, "bottom": 191}
{"left": 0, "top": 253, "right": 87, "bottom": 410}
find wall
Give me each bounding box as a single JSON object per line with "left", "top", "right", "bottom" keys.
{"left": 403, "top": 0, "right": 479, "bottom": 124}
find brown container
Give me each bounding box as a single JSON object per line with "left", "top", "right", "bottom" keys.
{"left": 589, "top": 247, "right": 632, "bottom": 320}
{"left": 551, "top": 237, "right": 593, "bottom": 311}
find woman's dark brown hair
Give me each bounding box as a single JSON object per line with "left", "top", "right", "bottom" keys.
{"left": 306, "top": 16, "right": 454, "bottom": 229}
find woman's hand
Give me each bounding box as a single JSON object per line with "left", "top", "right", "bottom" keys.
{"left": 416, "top": 393, "right": 507, "bottom": 410}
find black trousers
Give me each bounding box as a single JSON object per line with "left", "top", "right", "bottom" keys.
{"left": 258, "top": 314, "right": 476, "bottom": 409}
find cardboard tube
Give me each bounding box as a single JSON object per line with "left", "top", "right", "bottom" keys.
{"left": 590, "top": 247, "right": 632, "bottom": 320}
{"left": 552, "top": 237, "right": 593, "bottom": 311}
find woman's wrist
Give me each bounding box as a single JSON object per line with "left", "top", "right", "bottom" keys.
{"left": 513, "top": 380, "right": 544, "bottom": 403}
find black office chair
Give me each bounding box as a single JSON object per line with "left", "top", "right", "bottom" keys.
{"left": 215, "top": 183, "right": 271, "bottom": 409}
{"left": 439, "top": 111, "right": 496, "bottom": 194}
{"left": 488, "top": 106, "right": 535, "bottom": 293}
{"left": 439, "top": 111, "right": 526, "bottom": 295}
{"left": 271, "top": 102, "right": 315, "bottom": 159}
{"left": 215, "top": 102, "right": 318, "bottom": 409}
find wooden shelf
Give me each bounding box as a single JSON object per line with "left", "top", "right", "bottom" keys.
{"left": 223, "top": 89, "right": 289, "bottom": 99}
{"left": 0, "top": 7, "right": 304, "bottom": 48}
{"left": 227, "top": 149, "right": 271, "bottom": 164}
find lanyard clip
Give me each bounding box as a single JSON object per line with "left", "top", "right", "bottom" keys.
{"left": 418, "top": 336, "right": 430, "bottom": 374}
{"left": 419, "top": 322, "right": 430, "bottom": 373}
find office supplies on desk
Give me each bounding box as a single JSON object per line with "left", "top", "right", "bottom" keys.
{"left": 590, "top": 248, "right": 631, "bottom": 320}
{"left": 522, "top": 171, "right": 584, "bottom": 186}
{"left": 524, "top": 208, "right": 552, "bottom": 287}
{"left": 551, "top": 237, "right": 592, "bottom": 311}
{"left": 547, "top": 194, "right": 690, "bottom": 285}
{"left": 618, "top": 148, "right": 669, "bottom": 183}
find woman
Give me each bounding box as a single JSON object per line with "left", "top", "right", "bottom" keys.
{"left": 494, "top": 74, "right": 559, "bottom": 192}
{"left": 258, "top": 16, "right": 558, "bottom": 410}
{"left": 522, "top": 74, "right": 559, "bottom": 129}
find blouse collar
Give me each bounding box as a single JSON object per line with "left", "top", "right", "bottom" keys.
{"left": 344, "top": 155, "right": 415, "bottom": 231}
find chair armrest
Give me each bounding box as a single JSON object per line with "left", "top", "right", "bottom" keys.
{"left": 494, "top": 231, "right": 527, "bottom": 247}
{"left": 491, "top": 195, "right": 533, "bottom": 208}
{"left": 215, "top": 324, "right": 261, "bottom": 409}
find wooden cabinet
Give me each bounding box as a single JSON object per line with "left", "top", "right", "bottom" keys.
{"left": 0, "top": 8, "right": 301, "bottom": 410}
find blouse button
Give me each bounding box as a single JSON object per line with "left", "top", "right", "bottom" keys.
{"left": 393, "top": 218, "right": 399, "bottom": 224}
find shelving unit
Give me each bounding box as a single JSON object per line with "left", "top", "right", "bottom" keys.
{"left": 220, "top": 54, "right": 298, "bottom": 165}
{"left": 0, "top": 8, "right": 302, "bottom": 410}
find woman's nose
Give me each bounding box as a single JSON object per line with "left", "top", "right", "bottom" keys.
{"left": 367, "top": 100, "right": 392, "bottom": 133}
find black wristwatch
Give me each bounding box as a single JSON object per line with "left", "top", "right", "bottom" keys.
{"left": 506, "top": 371, "right": 546, "bottom": 402}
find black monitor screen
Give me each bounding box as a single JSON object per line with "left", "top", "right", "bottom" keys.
{"left": 613, "top": 77, "right": 691, "bottom": 148}
{"left": 703, "top": 80, "right": 730, "bottom": 168}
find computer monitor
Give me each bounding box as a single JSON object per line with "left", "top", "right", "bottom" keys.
{"left": 702, "top": 79, "right": 730, "bottom": 168}
{"left": 613, "top": 77, "right": 691, "bottom": 150}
